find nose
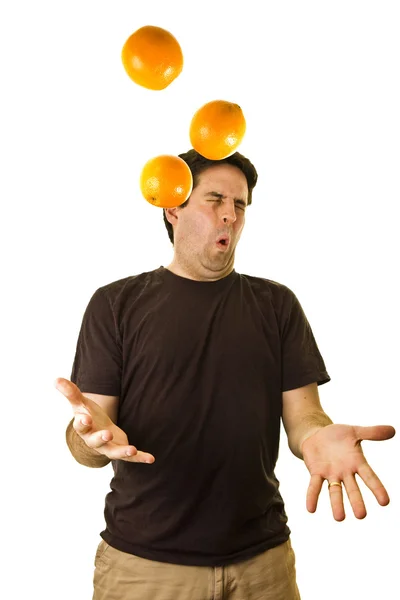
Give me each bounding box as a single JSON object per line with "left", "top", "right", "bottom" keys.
{"left": 220, "top": 201, "right": 237, "bottom": 224}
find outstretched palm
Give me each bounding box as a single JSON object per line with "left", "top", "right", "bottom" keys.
{"left": 301, "top": 423, "right": 395, "bottom": 520}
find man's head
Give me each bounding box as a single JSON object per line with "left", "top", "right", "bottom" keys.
{"left": 163, "top": 149, "right": 258, "bottom": 244}
{"left": 163, "top": 149, "right": 258, "bottom": 280}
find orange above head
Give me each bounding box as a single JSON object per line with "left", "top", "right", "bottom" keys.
{"left": 121, "top": 25, "right": 183, "bottom": 90}
{"left": 189, "top": 100, "right": 246, "bottom": 160}
{"left": 140, "top": 155, "right": 193, "bottom": 208}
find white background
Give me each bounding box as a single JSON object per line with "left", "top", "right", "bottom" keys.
{"left": 1, "top": 1, "right": 399, "bottom": 598}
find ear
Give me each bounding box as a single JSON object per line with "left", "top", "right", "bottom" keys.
{"left": 164, "top": 207, "right": 180, "bottom": 226}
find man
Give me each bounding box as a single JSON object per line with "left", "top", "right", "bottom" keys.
{"left": 56, "top": 149, "right": 395, "bottom": 600}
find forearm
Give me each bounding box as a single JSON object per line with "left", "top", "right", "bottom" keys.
{"left": 66, "top": 419, "right": 111, "bottom": 468}
{"left": 287, "top": 410, "right": 334, "bottom": 460}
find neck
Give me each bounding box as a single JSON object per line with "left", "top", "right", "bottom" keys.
{"left": 166, "top": 254, "right": 235, "bottom": 282}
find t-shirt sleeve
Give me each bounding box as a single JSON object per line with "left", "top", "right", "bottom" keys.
{"left": 70, "top": 287, "right": 122, "bottom": 395}
{"left": 280, "top": 286, "right": 331, "bottom": 392}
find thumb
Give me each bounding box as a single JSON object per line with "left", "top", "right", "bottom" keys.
{"left": 55, "top": 377, "right": 86, "bottom": 409}
{"left": 355, "top": 424, "right": 396, "bottom": 442}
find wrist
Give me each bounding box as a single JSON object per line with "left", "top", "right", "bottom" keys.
{"left": 66, "top": 420, "right": 111, "bottom": 468}
{"left": 290, "top": 412, "right": 334, "bottom": 460}
{"left": 299, "top": 425, "right": 327, "bottom": 455}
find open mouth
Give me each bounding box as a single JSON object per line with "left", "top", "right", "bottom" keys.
{"left": 216, "top": 236, "right": 230, "bottom": 250}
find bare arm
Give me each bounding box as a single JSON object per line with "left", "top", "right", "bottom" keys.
{"left": 282, "top": 382, "right": 333, "bottom": 459}
{"left": 282, "top": 383, "right": 395, "bottom": 520}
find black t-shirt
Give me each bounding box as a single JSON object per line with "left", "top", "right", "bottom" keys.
{"left": 70, "top": 266, "right": 331, "bottom": 566}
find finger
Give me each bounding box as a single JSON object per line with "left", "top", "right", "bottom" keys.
{"left": 130, "top": 451, "right": 156, "bottom": 464}
{"left": 358, "top": 462, "right": 390, "bottom": 506}
{"left": 73, "top": 413, "right": 93, "bottom": 435}
{"left": 90, "top": 441, "right": 138, "bottom": 460}
{"left": 81, "top": 433, "right": 155, "bottom": 464}
{"left": 343, "top": 474, "right": 366, "bottom": 519}
{"left": 354, "top": 425, "right": 396, "bottom": 442}
{"left": 55, "top": 377, "right": 86, "bottom": 409}
{"left": 98, "top": 442, "right": 155, "bottom": 464}
{"left": 79, "top": 430, "right": 138, "bottom": 457}
{"left": 328, "top": 480, "right": 345, "bottom": 521}
{"left": 306, "top": 474, "right": 324, "bottom": 513}
{"left": 84, "top": 430, "right": 117, "bottom": 450}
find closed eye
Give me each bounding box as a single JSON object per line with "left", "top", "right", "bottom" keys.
{"left": 210, "top": 199, "right": 245, "bottom": 211}
{"left": 205, "top": 193, "right": 247, "bottom": 210}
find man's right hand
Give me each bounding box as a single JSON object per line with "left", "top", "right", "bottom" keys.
{"left": 55, "top": 378, "right": 155, "bottom": 463}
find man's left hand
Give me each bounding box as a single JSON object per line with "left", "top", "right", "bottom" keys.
{"left": 301, "top": 423, "right": 396, "bottom": 520}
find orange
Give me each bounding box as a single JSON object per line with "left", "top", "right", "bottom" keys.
{"left": 140, "top": 155, "right": 193, "bottom": 208}
{"left": 189, "top": 100, "right": 246, "bottom": 160}
{"left": 121, "top": 25, "right": 183, "bottom": 90}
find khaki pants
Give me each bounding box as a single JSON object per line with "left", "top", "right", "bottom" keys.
{"left": 93, "top": 538, "right": 301, "bottom": 600}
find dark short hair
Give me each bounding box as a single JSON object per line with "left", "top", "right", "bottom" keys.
{"left": 163, "top": 149, "right": 258, "bottom": 244}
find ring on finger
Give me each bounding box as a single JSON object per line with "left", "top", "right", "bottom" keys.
{"left": 328, "top": 481, "right": 342, "bottom": 489}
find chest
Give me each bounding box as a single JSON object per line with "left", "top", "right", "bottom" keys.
{"left": 116, "top": 286, "right": 283, "bottom": 453}
{"left": 120, "top": 289, "right": 281, "bottom": 385}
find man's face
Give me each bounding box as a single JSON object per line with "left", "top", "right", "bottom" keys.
{"left": 169, "top": 163, "right": 249, "bottom": 277}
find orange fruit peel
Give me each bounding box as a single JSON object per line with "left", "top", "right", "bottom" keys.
{"left": 140, "top": 155, "right": 193, "bottom": 208}
{"left": 121, "top": 25, "right": 183, "bottom": 90}
{"left": 189, "top": 99, "right": 246, "bottom": 160}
